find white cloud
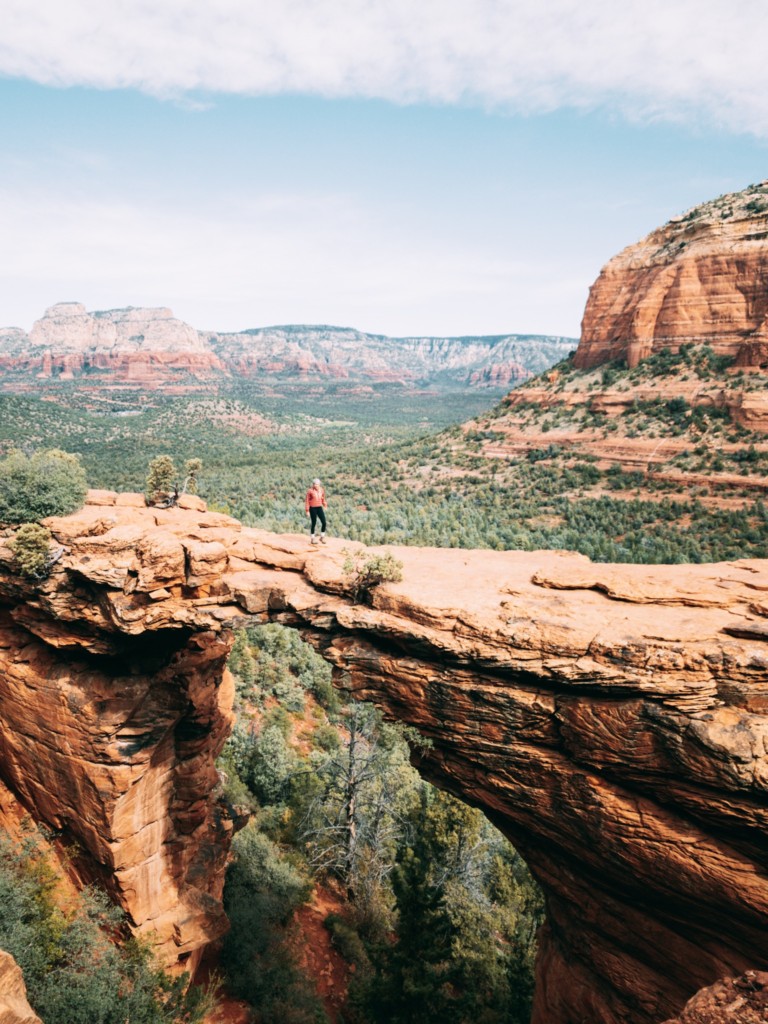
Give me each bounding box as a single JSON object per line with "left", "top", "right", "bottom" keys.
{"left": 2, "top": 0, "right": 768, "bottom": 135}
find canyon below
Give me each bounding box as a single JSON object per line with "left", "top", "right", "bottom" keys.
{"left": 0, "top": 493, "right": 766, "bottom": 1024}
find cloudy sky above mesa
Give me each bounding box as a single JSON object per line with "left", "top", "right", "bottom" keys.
{"left": 1, "top": 0, "right": 767, "bottom": 337}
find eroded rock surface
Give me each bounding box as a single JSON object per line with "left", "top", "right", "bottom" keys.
{"left": 0, "top": 951, "right": 42, "bottom": 1024}
{"left": 0, "top": 494, "right": 766, "bottom": 1022}
{"left": 0, "top": 304, "right": 573, "bottom": 389}
{"left": 662, "top": 971, "right": 768, "bottom": 1024}
{"left": 578, "top": 181, "right": 768, "bottom": 372}
{"left": 22, "top": 303, "right": 223, "bottom": 381}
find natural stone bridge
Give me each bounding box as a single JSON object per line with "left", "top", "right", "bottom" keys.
{"left": 0, "top": 493, "right": 767, "bottom": 1024}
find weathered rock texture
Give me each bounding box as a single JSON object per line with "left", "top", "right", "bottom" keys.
{"left": 19, "top": 303, "right": 223, "bottom": 380}
{"left": 577, "top": 180, "right": 768, "bottom": 371}
{"left": 663, "top": 966, "right": 768, "bottom": 1024}
{"left": 662, "top": 971, "right": 768, "bottom": 1024}
{"left": 0, "top": 951, "right": 42, "bottom": 1024}
{"left": 0, "top": 494, "right": 767, "bottom": 1023}
{"left": 0, "top": 303, "right": 573, "bottom": 389}
{"left": 470, "top": 182, "right": 768, "bottom": 499}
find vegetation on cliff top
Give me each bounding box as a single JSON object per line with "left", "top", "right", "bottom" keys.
{"left": 673, "top": 179, "right": 768, "bottom": 227}
{"left": 0, "top": 448, "right": 87, "bottom": 524}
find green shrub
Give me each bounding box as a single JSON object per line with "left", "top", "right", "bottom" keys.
{"left": 0, "top": 449, "right": 87, "bottom": 524}
{"left": 312, "top": 724, "right": 341, "bottom": 752}
{"left": 183, "top": 457, "right": 202, "bottom": 495}
{"left": 9, "top": 524, "right": 54, "bottom": 578}
{"left": 248, "top": 725, "right": 296, "bottom": 804}
{"left": 0, "top": 829, "right": 215, "bottom": 1024}
{"left": 145, "top": 455, "right": 204, "bottom": 504}
{"left": 145, "top": 455, "right": 177, "bottom": 504}
{"left": 342, "top": 550, "right": 404, "bottom": 604}
{"left": 324, "top": 914, "right": 370, "bottom": 971}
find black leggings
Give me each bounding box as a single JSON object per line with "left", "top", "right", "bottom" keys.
{"left": 309, "top": 506, "right": 326, "bottom": 534}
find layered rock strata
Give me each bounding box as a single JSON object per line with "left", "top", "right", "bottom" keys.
{"left": 578, "top": 181, "right": 768, "bottom": 371}
{"left": 0, "top": 495, "right": 767, "bottom": 1023}
{"left": 0, "top": 303, "right": 573, "bottom": 389}
{"left": 19, "top": 303, "right": 223, "bottom": 380}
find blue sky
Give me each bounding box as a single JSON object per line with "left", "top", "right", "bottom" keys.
{"left": 1, "top": 0, "right": 767, "bottom": 338}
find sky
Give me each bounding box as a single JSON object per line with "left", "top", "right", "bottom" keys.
{"left": 1, "top": 0, "right": 768, "bottom": 339}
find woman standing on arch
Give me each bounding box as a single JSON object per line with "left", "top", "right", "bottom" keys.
{"left": 305, "top": 477, "right": 328, "bottom": 544}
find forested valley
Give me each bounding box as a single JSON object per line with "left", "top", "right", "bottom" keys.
{"left": 0, "top": 352, "right": 766, "bottom": 1022}
{"left": 218, "top": 624, "right": 543, "bottom": 1024}
{"left": 1, "top": 364, "right": 766, "bottom": 565}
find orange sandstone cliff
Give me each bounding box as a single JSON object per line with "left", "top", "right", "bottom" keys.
{"left": 577, "top": 181, "right": 768, "bottom": 371}
{"left": 0, "top": 494, "right": 767, "bottom": 1023}
{"left": 468, "top": 182, "right": 768, "bottom": 497}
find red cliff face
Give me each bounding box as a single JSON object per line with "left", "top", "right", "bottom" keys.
{"left": 577, "top": 181, "right": 768, "bottom": 371}
{"left": 474, "top": 183, "right": 768, "bottom": 501}
{"left": 0, "top": 303, "right": 225, "bottom": 383}
{"left": 0, "top": 308, "right": 574, "bottom": 390}
{"left": 0, "top": 495, "right": 767, "bottom": 1021}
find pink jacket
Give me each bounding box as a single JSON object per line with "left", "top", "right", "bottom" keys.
{"left": 305, "top": 486, "right": 327, "bottom": 513}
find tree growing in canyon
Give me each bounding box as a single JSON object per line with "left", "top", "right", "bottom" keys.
{"left": 358, "top": 789, "right": 542, "bottom": 1024}
{"left": 298, "top": 701, "right": 413, "bottom": 929}
{"left": 0, "top": 829, "right": 216, "bottom": 1024}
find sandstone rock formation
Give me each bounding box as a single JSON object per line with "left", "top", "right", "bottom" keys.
{"left": 8, "top": 302, "right": 224, "bottom": 381}
{"left": 0, "top": 303, "right": 574, "bottom": 390}
{"left": 662, "top": 971, "right": 768, "bottom": 1024}
{"left": 0, "top": 494, "right": 767, "bottom": 1022}
{"left": 0, "top": 952, "right": 42, "bottom": 1024}
{"left": 577, "top": 180, "right": 768, "bottom": 371}
{"left": 205, "top": 324, "right": 572, "bottom": 390}
{"left": 469, "top": 183, "right": 768, "bottom": 498}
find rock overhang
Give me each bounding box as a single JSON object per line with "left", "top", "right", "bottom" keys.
{"left": 0, "top": 492, "right": 766, "bottom": 1023}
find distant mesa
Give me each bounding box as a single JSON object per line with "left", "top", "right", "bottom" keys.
{"left": 577, "top": 180, "right": 768, "bottom": 371}
{"left": 0, "top": 302, "right": 575, "bottom": 390}
{"left": 0, "top": 301, "right": 221, "bottom": 382}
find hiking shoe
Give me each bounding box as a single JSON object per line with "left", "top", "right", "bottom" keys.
{"left": 320, "top": 534, "right": 327, "bottom": 544}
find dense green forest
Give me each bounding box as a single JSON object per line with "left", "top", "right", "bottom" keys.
{"left": 218, "top": 624, "right": 543, "bottom": 1024}
{"left": 0, "top": 828, "right": 215, "bottom": 1023}
{"left": 0, "top": 371, "right": 766, "bottom": 563}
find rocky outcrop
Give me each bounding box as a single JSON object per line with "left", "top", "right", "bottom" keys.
{"left": 0, "top": 304, "right": 574, "bottom": 390}
{"left": 0, "top": 495, "right": 766, "bottom": 1022}
{"left": 577, "top": 181, "right": 768, "bottom": 371}
{"left": 0, "top": 952, "right": 42, "bottom": 1024}
{"left": 662, "top": 971, "right": 768, "bottom": 1024}
{"left": 455, "top": 184, "right": 768, "bottom": 510}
